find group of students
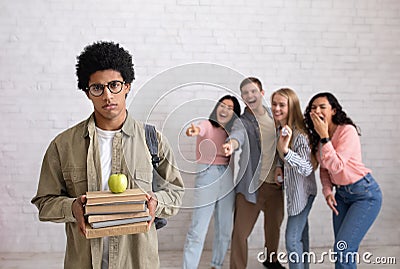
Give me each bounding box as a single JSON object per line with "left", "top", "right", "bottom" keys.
{"left": 31, "top": 41, "right": 382, "bottom": 269}
{"left": 182, "top": 77, "right": 382, "bottom": 269}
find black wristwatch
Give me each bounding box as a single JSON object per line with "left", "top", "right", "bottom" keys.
{"left": 320, "top": 137, "right": 330, "bottom": 144}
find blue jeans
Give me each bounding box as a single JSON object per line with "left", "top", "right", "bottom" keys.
{"left": 285, "top": 195, "right": 315, "bottom": 269}
{"left": 183, "top": 164, "right": 235, "bottom": 269}
{"left": 333, "top": 173, "right": 382, "bottom": 269}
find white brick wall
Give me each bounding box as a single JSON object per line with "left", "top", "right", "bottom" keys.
{"left": 0, "top": 0, "right": 399, "bottom": 254}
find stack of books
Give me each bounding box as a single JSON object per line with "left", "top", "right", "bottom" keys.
{"left": 84, "top": 188, "right": 151, "bottom": 239}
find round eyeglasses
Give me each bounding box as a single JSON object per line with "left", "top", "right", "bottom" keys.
{"left": 86, "top": 80, "right": 125, "bottom": 97}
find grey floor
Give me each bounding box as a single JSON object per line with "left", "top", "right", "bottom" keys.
{"left": 0, "top": 246, "right": 398, "bottom": 268}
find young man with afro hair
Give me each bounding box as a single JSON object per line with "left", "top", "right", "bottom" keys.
{"left": 32, "top": 41, "right": 184, "bottom": 269}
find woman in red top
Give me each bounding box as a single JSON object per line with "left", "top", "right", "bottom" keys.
{"left": 304, "top": 92, "right": 382, "bottom": 269}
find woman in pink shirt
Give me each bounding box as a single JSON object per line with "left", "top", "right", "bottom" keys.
{"left": 304, "top": 92, "right": 382, "bottom": 269}
{"left": 182, "top": 95, "right": 241, "bottom": 269}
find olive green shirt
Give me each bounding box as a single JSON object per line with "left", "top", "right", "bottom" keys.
{"left": 31, "top": 114, "right": 184, "bottom": 269}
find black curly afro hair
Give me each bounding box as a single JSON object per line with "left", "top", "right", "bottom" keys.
{"left": 76, "top": 41, "right": 135, "bottom": 91}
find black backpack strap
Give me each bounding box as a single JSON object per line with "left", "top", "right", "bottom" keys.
{"left": 144, "top": 123, "right": 167, "bottom": 230}
{"left": 144, "top": 124, "right": 161, "bottom": 169}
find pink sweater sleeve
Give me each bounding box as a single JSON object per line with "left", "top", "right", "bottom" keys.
{"left": 198, "top": 120, "right": 208, "bottom": 137}
{"left": 320, "top": 167, "right": 333, "bottom": 198}
{"left": 319, "top": 125, "right": 370, "bottom": 196}
{"left": 320, "top": 125, "right": 358, "bottom": 174}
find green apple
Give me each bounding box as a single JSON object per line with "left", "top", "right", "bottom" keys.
{"left": 108, "top": 173, "right": 128, "bottom": 193}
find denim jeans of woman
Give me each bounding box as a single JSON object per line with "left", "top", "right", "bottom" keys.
{"left": 332, "top": 173, "right": 382, "bottom": 269}
{"left": 285, "top": 195, "right": 315, "bottom": 269}
{"left": 183, "top": 164, "right": 235, "bottom": 269}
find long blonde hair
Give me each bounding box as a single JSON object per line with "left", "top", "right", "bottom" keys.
{"left": 271, "top": 88, "right": 306, "bottom": 134}
{"left": 271, "top": 88, "right": 319, "bottom": 169}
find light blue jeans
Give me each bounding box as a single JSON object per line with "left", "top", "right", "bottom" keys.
{"left": 333, "top": 173, "right": 382, "bottom": 269}
{"left": 285, "top": 195, "right": 315, "bottom": 269}
{"left": 182, "top": 164, "right": 235, "bottom": 269}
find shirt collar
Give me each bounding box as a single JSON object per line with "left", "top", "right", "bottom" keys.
{"left": 82, "top": 111, "right": 136, "bottom": 138}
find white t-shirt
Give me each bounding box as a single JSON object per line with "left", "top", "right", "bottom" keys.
{"left": 96, "top": 127, "right": 120, "bottom": 191}
{"left": 95, "top": 127, "right": 120, "bottom": 269}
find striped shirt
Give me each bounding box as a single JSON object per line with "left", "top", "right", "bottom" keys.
{"left": 278, "top": 128, "right": 317, "bottom": 216}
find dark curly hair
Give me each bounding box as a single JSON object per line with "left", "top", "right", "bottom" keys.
{"left": 76, "top": 41, "right": 135, "bottom": 91}
{"left": 209, "top": 95, "right": 241, "bottom": 133}
{"left": 304, "top": 92, "right": 360, "bottom": 154}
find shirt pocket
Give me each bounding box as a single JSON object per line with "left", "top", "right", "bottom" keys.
{"left": 132, "top": 168, "right": 153, "bottom": 192}
{"left": 348, "top": 178, "right": 369, "bottom": 195}
{"left": 63, "top": 167, "right": 87, "bottom": 196}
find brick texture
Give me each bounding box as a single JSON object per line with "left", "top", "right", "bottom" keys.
{"left": 0, "top": 0, "right": 399, "bottom": 254}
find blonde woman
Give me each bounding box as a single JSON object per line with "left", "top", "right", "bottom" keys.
{"left": 272, "top": 88, "right": 317, "bottom": 269}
